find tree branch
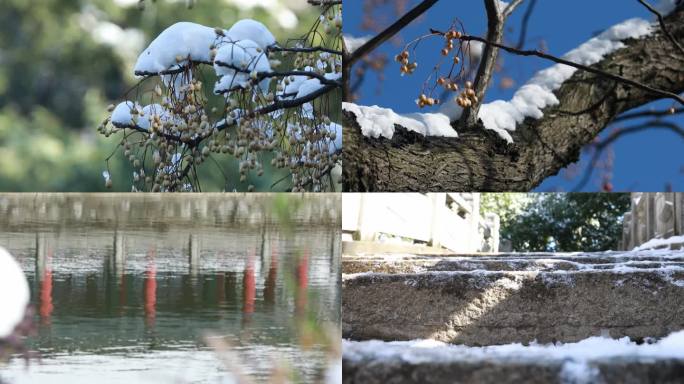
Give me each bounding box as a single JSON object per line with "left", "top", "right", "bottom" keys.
{"left": 343, "top": 7, "right": 684, "bottom": 191}
{"left": 461, "top": 0, "right": 507, "bottom": 126}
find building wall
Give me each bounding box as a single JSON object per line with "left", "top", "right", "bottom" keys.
{"left": 342, "top": 193, "right": 499, "bottom": 253}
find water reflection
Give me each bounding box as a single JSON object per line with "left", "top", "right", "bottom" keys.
{"left": 0, "top": 194, "right": 341, "bottom": 384}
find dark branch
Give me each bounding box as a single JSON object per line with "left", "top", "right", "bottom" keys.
{"left": 516, "top": 0, "right": 538, "bottom": 49}
{"left": 345, "top": 0, "right": 440, "bottom": 68}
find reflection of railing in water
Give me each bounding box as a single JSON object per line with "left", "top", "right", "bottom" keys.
{"left": 30, "top": 230, "right": 339, "bottom": 332}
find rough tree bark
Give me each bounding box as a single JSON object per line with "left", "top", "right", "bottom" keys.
{"left": 343, "top": 7, "right": 684, "bottom": 192}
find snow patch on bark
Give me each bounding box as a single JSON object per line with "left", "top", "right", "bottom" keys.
{"left": 475, "top": 17, "right": 654, "bottom": 142}
{"left": 343, "top": 102, "right": 457, "bottom": 139}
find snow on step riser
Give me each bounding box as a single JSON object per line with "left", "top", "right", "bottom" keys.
{"left": 343, "top": 259, "right": 684, "bottom": 274}
{"left": 343, "top": 358, "right": 684, "bottom": 384}
{"left": 343, "top": 271, "right": 684, "bottom": 345}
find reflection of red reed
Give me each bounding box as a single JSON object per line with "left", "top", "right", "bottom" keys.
{"left": 264, "top": 246, "right": 278, "bottom": 306}
{"left": 296, "top": 250, "right": 309, "bottom": 315}
{"left": 40, "top": 248, "right": 54, "bottom": 326}
{"left": 40, "top": 270, "right": 53, "bottom": 326}
{"left": 119, "top": 273, "right": 126, "bottom": 310}
{"left": 144, "top": 263, "right": 157, "bottom": 328}
{"left": 242, "top": 252, "right": 256, "bottom": 316}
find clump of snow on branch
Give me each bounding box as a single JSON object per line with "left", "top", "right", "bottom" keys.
{"left": 111, "top": 101, "right": 174, "bottom": 130}
{"left": 134, "top": 22, "right": 219, "bottom": 75}
{"left": 296, "top": 72, "right": 342, "bottom": 99}
{"left": 213, "top": 40, "right": 271, "bottom": 94}
{"left": 0, "top": 248, "right": 29, "bottom": 338}
{"left": 103, "top": 4, "right": 343, "bottom": 192}
{"left": 134, "top": 19, "right": 276, "bottom": 76}
{"left": 475, "top": 17, "right": 654, "bottom": 142}
{"left": 343, "top": 102, "right": 457, "bottom": 139}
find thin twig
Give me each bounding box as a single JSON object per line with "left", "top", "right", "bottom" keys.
{"left": 516, "top": 0, "right": 538, "bottom": 49}
{"left": 345, "top": 0, "right": 440, "bottom": 68}
{"left": 572, "top": 120, "right": 684, "bottom": 191}
{"left": 613, "top": 107, "right": 683, "bottom": 122}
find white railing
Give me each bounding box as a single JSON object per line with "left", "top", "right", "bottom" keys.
{"left": 620, "top": 193, "right": 684, "bottom": 250}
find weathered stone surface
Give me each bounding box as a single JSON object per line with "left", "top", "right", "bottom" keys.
{"left": 343, "top": 354, "right": 684, "bottom": 384}
{"left": 343, "top": 251, "right": 684, "bottom": 345}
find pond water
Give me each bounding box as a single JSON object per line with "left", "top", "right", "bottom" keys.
{"left": 0, "top": 194, "right": 341, "bottom": 384}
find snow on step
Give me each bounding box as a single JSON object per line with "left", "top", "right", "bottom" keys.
{"left": 343, "top": 331, "right": 684, "bottom": 384}
{"left": 342, "top": 250, "right": 684, "bottom": 346}
{"left": 343, "top": 250, "right": 684, "bottom": 274}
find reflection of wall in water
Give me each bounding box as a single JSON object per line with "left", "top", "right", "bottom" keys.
{"left": 0, "top": 193, "right": 340, "bottom": 231}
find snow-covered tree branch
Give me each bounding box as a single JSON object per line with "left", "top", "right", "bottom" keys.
{"left": 343, "top": 1, "right": 684, "bottom": 191}
{"left": 99, "top": 1, "right": 342, "bottom": 192}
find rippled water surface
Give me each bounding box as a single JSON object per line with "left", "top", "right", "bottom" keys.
{"left": 0, "top": 194, "right": 341, "bottom": 383}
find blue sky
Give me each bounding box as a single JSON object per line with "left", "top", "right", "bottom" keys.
{"left": 344, "top": 1, "right": 683, "bottom": 191}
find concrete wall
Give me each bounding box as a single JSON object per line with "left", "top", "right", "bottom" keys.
{"left": 620, "top": 192, "right": 684, "bottom": 250}
{"left": 342, "top": 193, "right": 499, "bottom": 253}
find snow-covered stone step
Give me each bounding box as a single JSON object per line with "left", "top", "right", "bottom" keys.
{"left": 343, "top": 252, "right": 684, "bottom": 345}
{"left": 343, "top": 251, "right": 684, "bottom": 274}
{"left": 343, "top": 332, "right": 684, "bottom": 384}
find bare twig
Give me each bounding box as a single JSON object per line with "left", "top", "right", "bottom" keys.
{"left": 516, "top": 0, "right": 538, "bottom": 49}
{"left": 613, "top": 107, "right": 683, "bottom": 122}
{"left": 572, "top": 120, "right": 684, "bottom": 191}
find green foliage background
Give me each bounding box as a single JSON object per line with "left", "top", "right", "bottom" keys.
{"left": 481, "top": 193, "right": 631, "bottom": 252}
{"left": 0, "top": 0, "right": 319, "bottom": 191}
